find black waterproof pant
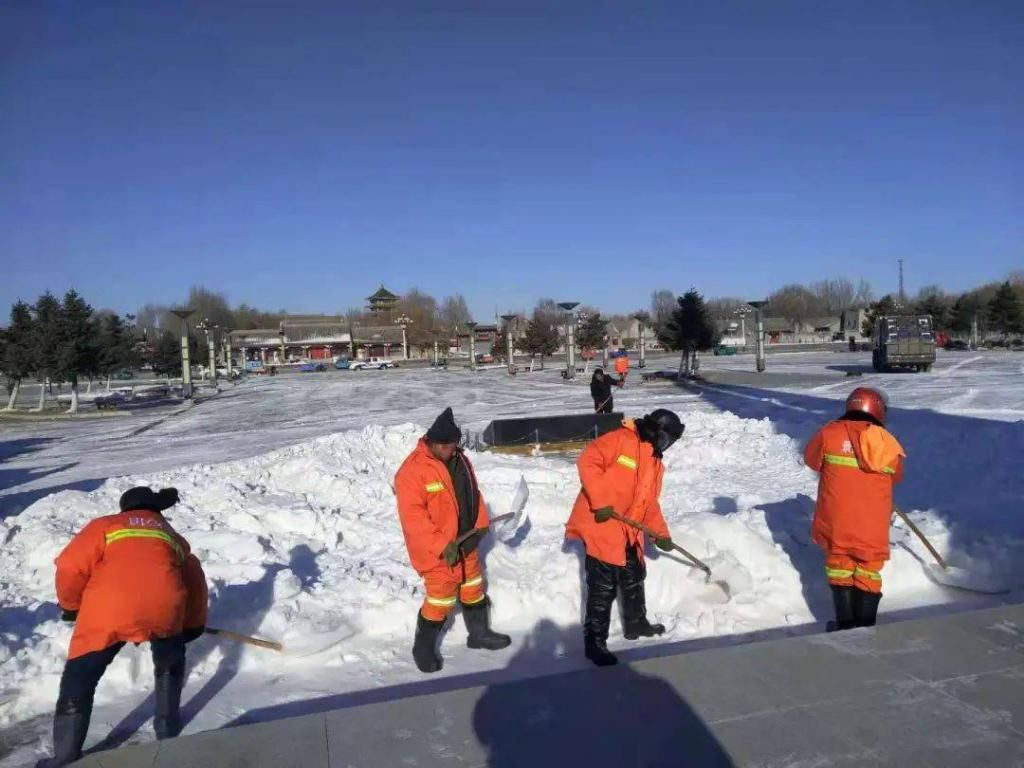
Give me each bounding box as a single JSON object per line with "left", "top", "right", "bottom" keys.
{"left": 57, "top": 635, "right": 185, "bottom": 714}
{"left": 584, "top": 547, "right": 650, "bottom": 645}
{"left": 593, "top": 397, "right": 614, "bottom": 414}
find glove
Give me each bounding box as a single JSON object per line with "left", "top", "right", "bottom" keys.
{"left": 156, "top": 487, "right": 180, "bottom": 511}
{"left": 61, "top": 609, "right": 78, "bottom": 623}
{"left": 593, "top": 506, "right": 614, "bottom": 523}
{"left": 442, "top": 540, "right": 460, "bottom": 567}
{"left": 182, "top": 626, "right": 205, "bottom": 644}
{"left": 654, "top": 537, "right": 673, "bottom": 552}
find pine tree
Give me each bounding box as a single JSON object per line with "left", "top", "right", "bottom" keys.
{"left": 2, "top": 301, "right": 37, "bottom": 410}
{"left": 96, "top": 313, "right": 140, "bottom": 387}
{"left": 576, "top": 313, "right": 608, "bottom": 355}
{"left": 987, "top": 281, "right": 1024, "bottom": 336}
{"left": 522, "top": 316, "right": 559, "bottom": 369}
{"left": 150, "top": 331, "right": 183, "bottom": 377}
{"left": 663, "top": 289, "right": 719, "bottom": 352}
{"left": 32, "top": 292, "right": 62, "bottom": 411}
{"left": 949, "top": 294, "right": 981, "bottom": 335}
{"left": 56, "top": 290, "right": 98, "bottom": 413}
{"left": 915, "top": 293, "right": 950, "bottom": 330}
{"left": 862, "top": 295, "right": 898, "bottom": 337}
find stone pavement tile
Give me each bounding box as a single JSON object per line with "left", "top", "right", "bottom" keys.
{"left": 936, "top": 666, "right": 1024, "bottom": 739}
{"left": 88, "top": 742, "right": 158, "bottom": 767}
{"left": 149, "top": 713, "right": 329, "bottom": 768}
{"left": 817, "top": 676, "right": 1023, "bottom": 766}
{"left": 944, "top": 604, "right": 1024, "bottom": 656}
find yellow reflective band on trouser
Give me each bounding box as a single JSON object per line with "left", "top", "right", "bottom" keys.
{"left": 461, "top": 576, "right": 483, "bottom": 590}
{"left": 854, "top": 566, "right": 882, "bottom": 581}
{"left": 104, "top": 529, "right": 184, "bottom": 562}
{"left": 425, "top": 482, "right": 445, "bottom": 493}
{"left": 425, "top": 595, "right": 457, "bottom": 608}
{"left": 825, "top": 566, "right": 854, "bottom": 580}
{"left": 823, "top": 454, "right": 860, "bottom": 469}
{"left": 616, "top": 455, "right": 637, "bottom": 470}
{"left": 461, "top": 593, "right": 486, "bottom": 605}
{"left": 881, "top": 466, "right": 897, "bottom": 475}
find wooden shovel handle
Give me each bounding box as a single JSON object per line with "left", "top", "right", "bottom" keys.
{"left": 609, "top": 511, "right": 712, "bottom": 576}
{"left": 205, "top": 627, "right": 283, "bottom": 652}
{"left": 893, "top": 506, "right": 947, "bottom": 570}
{"left": 454, "top": 511, "right": 515, "bottom": 547}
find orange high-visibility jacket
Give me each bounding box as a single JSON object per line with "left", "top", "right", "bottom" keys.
{"left": 565, "top": 420, "right": 670, "bottom": 566}
{"left": 395, "top": 439, "right": 489, "bottom": 574}
{"left": 614, "top": 356, "right": 629, "bottom": 375}
{"left": 55, "top": 509, "right": 208, "bottom": 659}
{"left": 804, "top": 419, "right": 905, "bottom": 562}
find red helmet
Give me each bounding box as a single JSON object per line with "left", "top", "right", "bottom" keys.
{"left": 845, "top": 387, "right": 888, "bottom": 425}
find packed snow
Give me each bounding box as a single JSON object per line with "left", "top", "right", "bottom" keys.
{"left": 1, "top": 350, "right": 1022, "bottom": 765}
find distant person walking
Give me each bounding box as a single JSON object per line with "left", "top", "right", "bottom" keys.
{"left": 614, "top": 354, "right": 629, "bottom": 384}
{"left": 590, "top": 368, "right": 615, "bottom": 413}
{"left": 38, "top": 487, "right": 207, "bottom": 767}
{"left": 803, "top": 387, "right": 905, "bottom": 632}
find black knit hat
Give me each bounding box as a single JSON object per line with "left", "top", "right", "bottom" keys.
{"left": 119, "top": 486, "right": 161, "bottom": 513}
{"left": 426, "top": 407, "right": 461, "bottom": 444}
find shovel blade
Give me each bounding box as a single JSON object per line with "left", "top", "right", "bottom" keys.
{"left": 492, "top": 475, "right": 530, "bottom": 542}
{"left": 923, "top": 563, "right": 1009, "bottom": 595}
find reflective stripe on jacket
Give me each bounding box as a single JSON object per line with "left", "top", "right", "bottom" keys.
{"left": 395, "top": 439, "right": 489, "bottom": 574}
{"left": 803, "top": 420, "right": 905, "bottom": 561}
{"left": 55, "top": 509, "right": 208, "bottom": 659}
{"left": 565, "top": 421, "right": 670, "bottom": 567}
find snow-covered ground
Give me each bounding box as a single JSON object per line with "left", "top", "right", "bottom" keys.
{"left": 1, "top": 350, "right": 1022, "bottom": 764}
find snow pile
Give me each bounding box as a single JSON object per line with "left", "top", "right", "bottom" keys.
{"left": 2, "top": 410, "right": 1023, "bottom": 761}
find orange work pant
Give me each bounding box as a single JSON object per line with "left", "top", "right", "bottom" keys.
{"left": 825, "top": 553, "right": 883, "bottom": 594}
{"left": 420, "top": 551, "right": 486, "bottom": 622}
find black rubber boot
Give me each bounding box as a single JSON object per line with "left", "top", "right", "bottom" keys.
{"left": 153, "top": 663, "right": 185, "bottom": 740}
{"left": 412, "top": 612, "right": 446, "bottom": 673}
{"left": 826, "top": 585, "right": 856, "bottom": 632}
{"left": 621, "top": 547, "right": 665, "bottom": 640}
{"left": 35, "top": 699, "right": 91, "bottom": 768}
{"left": 853, "top": 590, "right": 882, "bottom": 627}
{"left": 462, "top": 600, "right": 511, "bottom": 651}
{"left": 584, "top": 555, "right": 619, "bottom": 667}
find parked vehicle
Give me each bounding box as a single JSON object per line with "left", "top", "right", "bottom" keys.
{"left": 349, "top": 357, "right": 395, "bottom": 370}
{"left": 871, "top": 315, "right": 937, "bottom": 372}
{"left": 713, "top": 345, "right": 738, "bottom": 356}
{"left": 946, "top": 339, "right": 970, "bottom": 351}
{"left": 334, "top": 357, "right": 352, "bottom": 370}
{"left": 475, "top": 353, "right": 495, "bottom": 364}
{"left": 608, "top": 348, "right": 629, "bottom": 358}
{"left": 299, "top": 362, "right": 326, "bottom": 372}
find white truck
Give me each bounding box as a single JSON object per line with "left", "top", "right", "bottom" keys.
{"left": 349, "top": 356, "right": 396, "bottom": 370}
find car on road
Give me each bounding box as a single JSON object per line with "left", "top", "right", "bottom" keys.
{"left": 299, "top": 362, "right": 326, "bottom": 372}
{"left": 475, "top": 353, "right": 495, "bottom": 364}
{"left": 334, "top": 357, "right": 352, "bottom": 370}
{"left": 349, "top": 357, "right": 396, "bottom": 370}
{"left": 945, "top": 339, "right": 970, "bottom": 351}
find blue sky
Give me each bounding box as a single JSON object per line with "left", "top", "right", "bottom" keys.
{"left": 2, "top": 1, "right": 1021, "bottom": 321}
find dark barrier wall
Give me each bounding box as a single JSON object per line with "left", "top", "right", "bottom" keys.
{"left": 483, "top": 413, "right": 623, "bottom": 447}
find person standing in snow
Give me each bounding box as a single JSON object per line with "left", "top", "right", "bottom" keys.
{"left": 590, "top": 368, "right": 615, "bottom": 413}
{"left": 37, "top": 487, "right": 207, "bottom": 767}
{"left": 565, "top": 409, "right": 684, "bottom": 666}
{"left": 803, "top": 387, "right": 905, "bottom": 631}
{"left": 394, "top": 407, "right": 511, "bottom": 674}
{"left": 613, "top": 353, "right": 630, "bottom": 385}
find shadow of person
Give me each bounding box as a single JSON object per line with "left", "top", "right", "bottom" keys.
{"left": 712, "top": 496, "right": 738, "bottom": 516}
{"left": 472, "top": 619, "right": 735, "bottom": 768}
{"left": 757, "top": 494, "right": 831, "bottom": 623}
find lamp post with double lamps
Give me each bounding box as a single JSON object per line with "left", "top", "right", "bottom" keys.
{"left": 500, "top": 314, "right": 518, "bottom": 375}
{"left": 170, "top": 309, "right": 195, "bottom": 398}
{"left": 633, "top": 311, "right": 650, "bottom": 368}
{"left": 395, "top": 313, "right": 412, "bottom": 360}
{"left": 466, "top": 322, "right": 478, "bottom": 371}
{"left": 747, "top": 301, "right": 767, "bottom": 373}
{"left": 558, "top": 301, "right": 579, "bottom": 379}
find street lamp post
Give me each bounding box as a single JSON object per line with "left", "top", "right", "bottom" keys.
{"left": 748, "top": 301, "right": 767, "bottom": 373}
{"left": 171, "top": 309, "right": 195, "bottom": 398}
{"left": 500, "top": 314, "right": 517, "bottom": 375}
{"left": 558, "top": 301, "right": 579, "bottom": 379}
{"left": 633, "top": 311, "right": 650, "bottom": 369}
{"left": 223, "top": 329, "right": 233, "bottom": 376}
{"left": 734, "top": 306, "right": 752, "bottom": 349}
{"left": 395, "top": 314, "right": 412, "bottom": 360}
{"left": 278, "top": 322, "right": 286, "bottom": 364}
{"left": 466, "top": 322, "right": 478, "bottom": 371}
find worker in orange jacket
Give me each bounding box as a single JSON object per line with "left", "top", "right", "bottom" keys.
{"left": 804, "top": 387, "right": 905, "bottom": 631}
{"left": 37, "top": 487, "right": 207, "bottom": 768}
{"left": 565, "top": 409, "right": 684, "bottom": 666}
{"left": 613, "top": 353, "right": 629, "bottom": 383}
{"left": 395, "top": 407, "right": 511, "bottom": 674}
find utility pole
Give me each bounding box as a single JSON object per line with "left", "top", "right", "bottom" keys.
{"left": 558, "top": 301, "right": 579, "bottom": 379}
{"left": 500, "top": 314, "right": 517, "bottom": 375}
{"left": 748, "top": 301, "right": 767, "bottom": 373}
{"left": 898, "top": 259, "right": 906, "bottom": 305}
{"left": 467, "top": 321, "right": 478, "bottom": 371}
{"left": 633, "top": 311, "right": 649, "bottom": 368}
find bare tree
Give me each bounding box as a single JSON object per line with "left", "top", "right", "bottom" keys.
{"left": 766, "top": 284, "right": 828, "bottom": 325}
{"left": 650, "top": 289, "right": 676, "bottom": 337}
{"left": 705, "top": 297, "right": 748, "bottom": 321}
{"left": 438, "top": 294, "right": 473, "bottom": 337}
{"left": 853, "top": 279, "right": 874, "bottom": 308}
{"left": 395, "top": 288, "right": 439, "bottom": 353}
{"left": 810, "top": 278, "right": 855, "bottom": 315}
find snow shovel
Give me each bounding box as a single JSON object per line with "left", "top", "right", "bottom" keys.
{"left": 893, "top": 507, "right": 1007, "bottom": 594}
{"left": 205, "top": 627, "right": 283, "bottom": 652}
{"left": 608, "top": 512, "right": 731, "bottom": 598}
{"left": 456, "top": 475, "right": 530, "bottom": 547}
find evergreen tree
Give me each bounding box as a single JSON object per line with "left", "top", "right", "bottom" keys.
{"left": 56, "top": 290, "right": 98, "bottom": 413}
{"left": 987, "top": 281, "right": 1024, "bottom": 336}
{"left": 576, "top": 312, "right": 608, "bottom": 354}
{"left": 662, "top": 289, "right": 719, "bottom": 352}
{"left": 915, "top": 293, "right": 950, "bottom": 330}
{"left": 32, "top": 292, "right": 62, "bottom": 411}
{"left": 2, "top": 301, "right": 37, "bottom": 410}
{"left": 150, "top": 331, "right": 183, "bottom": 377}
{"left": 949, "top": 294, "right": 982, "bottom": 335}
{"left": 522, "top": 314, "right": 559, "bottom": 368}
{"left": 862, "top": 294, "right": 898, "bottom": 337}
{"left": 96, "top": 313, "right": 140, "bottom": 386}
